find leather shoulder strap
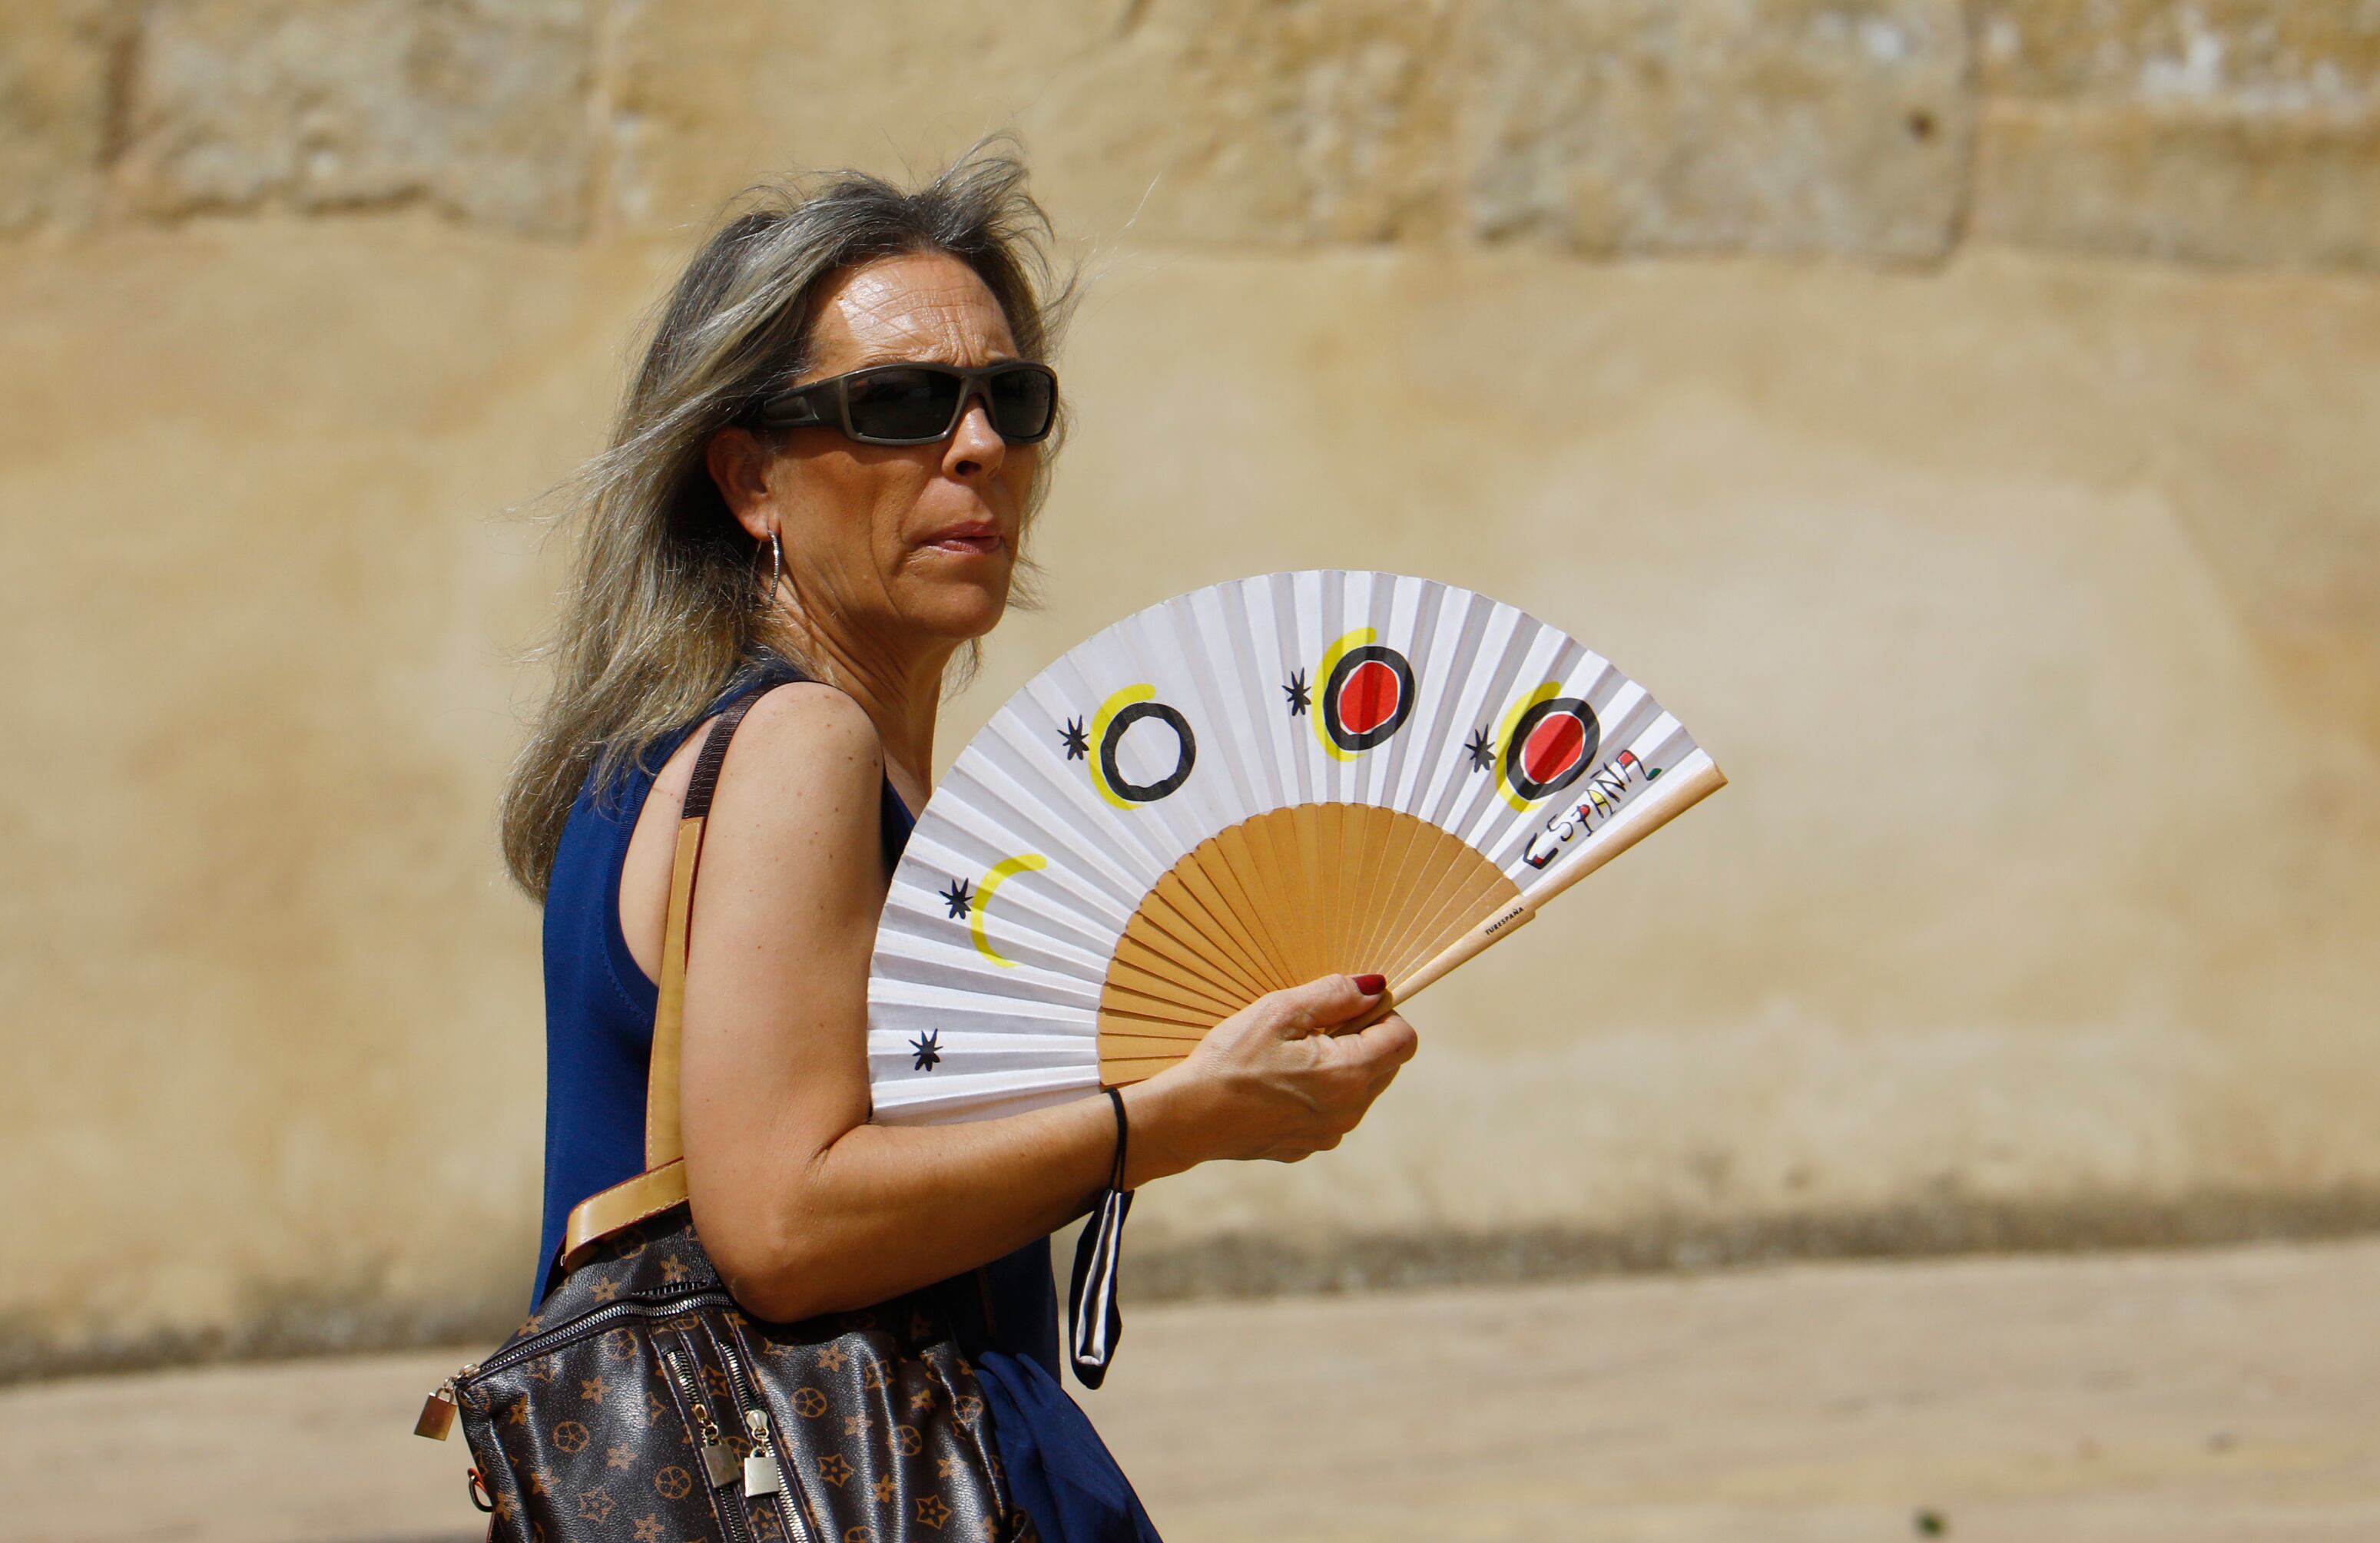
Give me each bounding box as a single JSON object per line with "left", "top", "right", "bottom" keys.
{"left": 646, "top": 688, "right": 761, "bottom": 1169}
{"left": 560, "top": 686, "right": 771, "bottom": 1270}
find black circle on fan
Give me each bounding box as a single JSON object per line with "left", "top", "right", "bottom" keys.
{"left": 1321, "top": 644, "right": 1417, "bottom": 754}
{"left": 1503, "top": 696, "right": 1601, "bottom": 801}
{"left": 1099, "top": 700, "right": 1197, "bottom": 803}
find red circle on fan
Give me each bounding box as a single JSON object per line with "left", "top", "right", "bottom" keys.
{"left": 1338, "top": 660, "right": 1402, "bottom": 735}
{"left": 1520, "top": 713, "right": 1587, "bottom": 785}
{"left": 1320, "top": 644, "right": 1417, "bottom": 753}
{"left": 1501, "top": 695, "right": 1600, "bottom": 800}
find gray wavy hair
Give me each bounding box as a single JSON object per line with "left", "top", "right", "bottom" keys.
{"left": 499, "top": 141, "right": 1076, "bottom": 899}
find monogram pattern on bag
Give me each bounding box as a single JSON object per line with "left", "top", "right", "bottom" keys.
{"left": 455, "top": 1211, "right": 1039, "bottom": 1542}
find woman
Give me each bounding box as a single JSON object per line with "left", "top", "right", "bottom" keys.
{"left": 499, "top": 146, "right": 1418, "bottom": 1541}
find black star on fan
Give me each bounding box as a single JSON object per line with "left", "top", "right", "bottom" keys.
{"left": 910, "top": 1029, "right": 943, "bottom": 1072}
{"left": 1463, "top": 727, "right": 1495, "bottom": 772}
{"left": 1058, "top": 717, "right": 1089, "bottom": 760}
{"left": 1283, "top": 670, "right": 1311, "bottom": 717}
{"left": 938, "top": 878, "right": 974, "bottom": 919}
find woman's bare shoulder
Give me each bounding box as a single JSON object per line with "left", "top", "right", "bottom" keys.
{"left": 704, "top": 681, "right": 886, "bottom": 859}
{"left": 622, "top": 682, "right": 885, "bottom": 975}
{"left": 724, "top": 680, "right": 881, "bottom": 790}
{"left": 641, "top": 680, "right": 879, "bottom": 822}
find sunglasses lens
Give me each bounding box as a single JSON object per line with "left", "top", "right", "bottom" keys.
{"left": 986, "top": 366, "right": 1056, "bottom": 442}
{"left": 834, "top": 364, "right": 1058, "bottom": 443}
{"left": 844, "top": 369, "right": 965, "bottom": 442}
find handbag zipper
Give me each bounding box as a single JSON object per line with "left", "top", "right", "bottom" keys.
{"left": 705, "top": 1324, "right": 807, "bottom": 1543}
{"left": 416, "top": 1290, "right": 734, "bottom": 1439}
{"left": 664, "top": 1340, "right": 754, "bottom": 1543}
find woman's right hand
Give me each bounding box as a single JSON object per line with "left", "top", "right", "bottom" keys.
{"left": 1135, "top": 975, "right": 1420, "bottom": 1169}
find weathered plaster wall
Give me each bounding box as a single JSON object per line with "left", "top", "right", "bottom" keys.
{"left": 3, "top": 2, "right": 2377, "bottom": 1376}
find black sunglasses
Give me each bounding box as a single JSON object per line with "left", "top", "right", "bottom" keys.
{"left": 746, "top": 360, "right": 1059, "bottom": 446}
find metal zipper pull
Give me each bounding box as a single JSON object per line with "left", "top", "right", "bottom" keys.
{"left": 688, "top": 1389, "right": 738, "bottom": 1487}
{"left": 667, "top": 1348, "right": 740, "bottom": 1487}
{"left": 700, "top": 1423, "right": 738, "bottom": 1487}
{"left": 413, "top": 1365, "right": 476, "bottom": 1440}
{"left": 741, "top": 1407, "right": 783, "bottom": 1497}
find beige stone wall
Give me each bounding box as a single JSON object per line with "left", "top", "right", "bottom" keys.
{"left": 4, "top": 2, "right": 2377, "bottom": 1376}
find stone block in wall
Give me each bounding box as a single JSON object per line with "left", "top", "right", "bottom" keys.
{"left": 1461, "top": 0, "right": 1972, "bottom": 260}
{"left": 608, "top": 2, "right": 1103, "bottom": 232}
{"left": 1026, "top": 0, "right": 1463, "bottom": 246}
{"left": 1977, "top": 99, "right": 2380, "bottom": 267}
{"left": 1974, "top": 1, "right": 2380, "bottom": 266}
{"left": 1976, "top": 0, "right": 2380, "bottom": 98}
{"left": 0, "top": 0, "right": 124, "bottom": 234}
{"left": 114, "top": 0, "right": 594, "bottom": 237}
{"left": 612, "top": 0, "right": 1964, "bottom": 260}
{"left": 611, "top": 0, "right": 1458, "bottom": 246}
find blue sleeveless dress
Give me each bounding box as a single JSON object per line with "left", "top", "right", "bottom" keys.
{"left": 535, "top": 661, "right": 1163, "bottom": 1541}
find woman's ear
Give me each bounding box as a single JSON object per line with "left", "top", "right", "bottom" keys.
{"left": 706, "top": 427, "right": 777, "bottom": 542}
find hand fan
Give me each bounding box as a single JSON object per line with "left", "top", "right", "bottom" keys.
{"left": 866, "top": 571, "right": 1725, "bottom": 1127}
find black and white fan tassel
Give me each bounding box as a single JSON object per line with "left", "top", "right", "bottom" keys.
{"left": 1066, "top": 1088, "right": 1133, "bottom": 1389}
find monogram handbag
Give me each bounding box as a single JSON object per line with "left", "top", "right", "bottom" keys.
{"left": 416, "top": 694, "right": 1041, "bottom": 1543}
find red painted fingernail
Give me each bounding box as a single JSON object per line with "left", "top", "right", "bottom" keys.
{"left": 1353, "top": 973, "right": 1387, "bottom": 995}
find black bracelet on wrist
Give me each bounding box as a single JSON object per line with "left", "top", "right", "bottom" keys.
{"left": 1069, "top": 1085, "right": 1136, "bottom": 1387}
{"left": 1103, "top": 1084, "right": 1129, "bottom": 1194}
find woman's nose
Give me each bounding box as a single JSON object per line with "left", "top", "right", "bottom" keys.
{"left": 943, "top": 396, "right": 1006, "bottom": 480}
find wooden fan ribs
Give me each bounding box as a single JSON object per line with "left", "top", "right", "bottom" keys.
{"left": 1142, "top": 862, "right": 1275, "bottom": 995}
{"left": 1327, "top": 806, "right": 1363, "bottom": 964}
{"left": 1388, "top": 850, "right": 1499, "bottom": 981}
{"left": 1351, "top": 804, "right": 1430, "bottom": 973}
{"left": 1095, "top": 804, "right": 1521, "bottom": 1085}
{"left": 1168, "top": 849, "right": 1281, "bottom": 998}
{"left": 1341, "top": 794, "right": 1408, "bottom": 972}
{"left": 1107, "top": 936, "right": 1243, "bottom": 1017}
{"left": 1133, "top": 886, "right": 1260, "bottom": 1000}
{"left": 1212, "top": 823, "right": 1300, "bottom": 992}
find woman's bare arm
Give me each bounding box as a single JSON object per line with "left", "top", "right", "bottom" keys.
{"left": 668, "top": 684, "right": 1416, "bottom": 1323}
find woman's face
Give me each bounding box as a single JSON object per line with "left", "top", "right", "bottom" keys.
{"left": 714, "top": 250, "right": 1040, "bottom": 661}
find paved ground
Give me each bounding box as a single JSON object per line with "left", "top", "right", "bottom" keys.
{"left": 4, "top": 1240, "right": 2375, "bottom": 1542}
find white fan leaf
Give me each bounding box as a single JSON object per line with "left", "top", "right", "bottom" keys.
{"left": 867, "top": 571, "right": 1723, "bottom": 1124}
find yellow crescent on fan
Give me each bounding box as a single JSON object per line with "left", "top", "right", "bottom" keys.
{"left": 867, "top": 571, "right": 1724, "bottom": 1124}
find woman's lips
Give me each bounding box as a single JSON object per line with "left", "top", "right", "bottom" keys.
{"left": 923, "top": 523, "right": 1005, "bottom": 556}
